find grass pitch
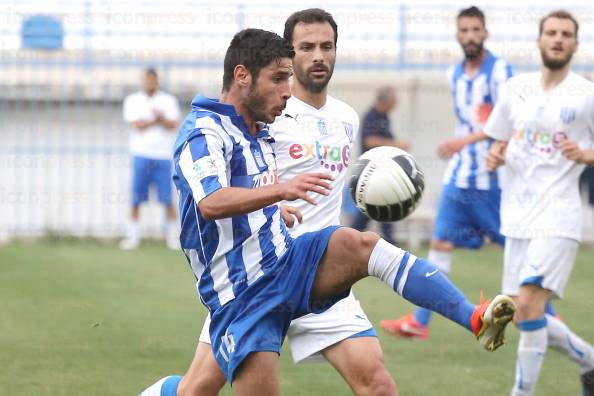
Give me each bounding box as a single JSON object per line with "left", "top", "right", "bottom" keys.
{"left": 2, "top": 240, "right": 593, "bottom": 395}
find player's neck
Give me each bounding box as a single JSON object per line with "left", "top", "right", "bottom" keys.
{"left": 220, "top": 91, "right": 259, "bottom": 136}
{"left": 463, "top": 50, "right": 487, "bottom": 77}
{"left": 292, "top": 83, "right": 327, "bottom": 109}
{"left": 540, "top": 65, "right": 571, "bottom": 92}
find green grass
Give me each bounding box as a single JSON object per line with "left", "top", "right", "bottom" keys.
{"left": 1, "top": 240, "right": 593, "bottom": 395}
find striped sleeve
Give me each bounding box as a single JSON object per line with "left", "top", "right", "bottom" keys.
{"left": 491, "top": 59, "right": 514, "bottom": 105}
{"left": 178, "top": 127, "right": 228, "bottom": 203}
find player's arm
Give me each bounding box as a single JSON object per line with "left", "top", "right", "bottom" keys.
{"left": 438, "top": 132, "right": 488, "bottom": 159}
{"left": 199, "top": 176, "right": 331, "bottom": 220}
{"left": 558, "top": 140, "right": 594, "bottom": 165}
{"left": 130, "top": 119, "right": 157, "bottom": 130}
{"left": 486, "top": 140, "right": 508, "bottom": 171}
{"left": 364, "top": 136, "right": 409, "bottom": 150}
{"left": 153, "top": 110, "right": 179, "bottom": 130}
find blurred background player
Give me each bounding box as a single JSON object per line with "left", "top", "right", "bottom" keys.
{"left": 350, "top": 86, "right": 409, "bottom": 245}
{"left": 485, "top": 10, "right": 594, "bottom": 396}
{"left": 120, "top": 68, "right": 181, "bottom": 250}
{"left": 381, "top": 5, "right": 513, "bottom": 339}
{"left": 142, "top": 9, "right": 398, "bottom": 396}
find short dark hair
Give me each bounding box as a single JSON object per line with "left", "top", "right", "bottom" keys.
{"left": 145, "top": 68, "right": 158, "bottom": 78}
{"left": 284, "top": 8, "right": 338, "bottom": 46}
{"left": 222, "top": 28, "right": 294, "bottom": 92}
{"left": 539, "top": 10, "right": 579, "bottom": 39}
{"left": 457, "top": 6, "right": 485, "bottom": 27}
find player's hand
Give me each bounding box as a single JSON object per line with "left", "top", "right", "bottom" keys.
{"left": 438, "top": 138, "right": 465, "bottom": 159}
{"left": 558, "top": 139, "right": 585, "bottom": 163}
{"left": 486, "top": 140, "right": 508, "bottom": 171}
{"left": 279, "top": 173, "right": 333, "bottom": 205}
{"left": 281, "top": 205, "right": 303, "bottom": 228}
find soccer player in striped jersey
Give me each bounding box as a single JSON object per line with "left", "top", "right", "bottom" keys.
{"left": 485, "top": 10, "right": 594, "bottom": 396}
{"left": 178, "top": 9, "right": 397, "bottom": 396}
{"left": 140, "top": 26, "right": 515, "bottom": 396}
{"left": 381, "top": 6, "right": 514, "bottom": 340}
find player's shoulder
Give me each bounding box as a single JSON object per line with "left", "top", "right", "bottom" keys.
{"left": 326, "top": 94, "right": 359, "bottom": 123}
{"left": 567, "top": 72, "right": 594, "bottom": 95}
{"left": 506, "top": 72, "right": 539, "bottom": 87}
{"left": 124, "top": 90, "right": 144, "bottom": 103}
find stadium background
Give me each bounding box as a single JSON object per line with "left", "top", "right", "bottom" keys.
{"left": 2, "top": 0, "right": 594, "bottom": 243}
{"left": 2, "top": 1, "right": 594, "bottom": 395}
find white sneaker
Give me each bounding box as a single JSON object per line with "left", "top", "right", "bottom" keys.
{"left": 119, "top": 238, "right": 140, "bottom": 250}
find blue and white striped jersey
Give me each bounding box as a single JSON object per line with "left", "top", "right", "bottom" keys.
{"left": 173, "top": 95, "right": 292, "bottom": 312}
{"left": 443, "top": 50, "right": 513, "bottom": 190}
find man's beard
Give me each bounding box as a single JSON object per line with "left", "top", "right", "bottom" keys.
{"left": 540, "top": 49, "right": 573, "bottom": 71}
{"left": 462, "top": 41, "right": 484, "bottom": 60}
{"left": 243, "top": 82, "right": 270, "bottom": 123}
{"left": 295, "top": 64, "right": 334, "bottom": 94}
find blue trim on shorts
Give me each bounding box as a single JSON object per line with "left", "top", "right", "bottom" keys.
{"left": 348, "top": 327, "right": 377, "bottom": 339}
{"left": 518, "top": 317, "right": 547, "bottom": 331}
{"left": 521, "top": 276, "right": 544, "bottom": 287}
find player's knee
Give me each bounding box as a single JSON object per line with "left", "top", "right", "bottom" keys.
{"left": 353, "top": 365, "right": 398, "bottom": 396}
{"left": 177, "top": 373, "right": 225, "bottom": 396}
{"left": 430, "top": 239, "right": 453, "bottom": 252}
{"left": 516, "top": 289, "right": 546, "bottom": 321}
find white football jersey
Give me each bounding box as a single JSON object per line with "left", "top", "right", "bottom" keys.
{"left": 485, "top": 72, "right": 594, "bottom": 241}
{"left": 271, "top": 95, "right": 359, "bottom": 237}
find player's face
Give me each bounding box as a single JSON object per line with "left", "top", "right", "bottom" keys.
{"left": 291, "top": 22, "right": 336, "bottom": 94}
{"left": 144, "top": 74, "right": 158, "bottom": 95}
{"left": 456, "top": 16, "right": 487, "bottom": 60}
{"left": 243, "top": 58, "right": 292, "bottom": 124}
{"left": 538, "top": 17, "right": 578, "bottom": 71}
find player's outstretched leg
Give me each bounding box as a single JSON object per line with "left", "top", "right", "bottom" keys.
{"left": 138, "top": 341, "right": 225, "bottom": 396}
{"left": 311, "top": 228, "right": 515, "bottom": 352}
{"left": 380, "top": 243, "right": 453, "bottom": 340}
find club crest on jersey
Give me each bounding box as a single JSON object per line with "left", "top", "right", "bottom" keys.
{"left": 560, "top": 107, "right": 576, "bottom": 124}
{"left": 343, "top": 122, "right": 354, "bottom": 143}
{"left": 317, "top": 119, "right": 328, "bottom": 136}
{"left": 252, "top": 149, "right": 266, "bottom": 169}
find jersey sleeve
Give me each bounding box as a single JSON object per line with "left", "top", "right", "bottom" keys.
{"left": 485, "top": 80, "right": 513, "bottom": 141}
{"left": 491, "top": 59, "right": 514, "bottom": 105}
{"left": 177, "top": 127, "right": 229, "bottom": 203}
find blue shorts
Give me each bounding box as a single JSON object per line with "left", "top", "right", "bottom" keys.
{"left": 131, "top": 156, "right": 173, "bottom": 206}
{"left": 209, "top": 225, "right": 348, "bottom": 382}
{"left": 433, "top": 184, "right": 504, "bottom": 248}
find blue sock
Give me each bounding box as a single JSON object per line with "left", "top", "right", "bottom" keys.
{"left": 161, "top": 375, "right": 182, "bottom": 396}
{"left": 545, "top": 302, "right": 557, "bottom": 317}
{"left": 400, "top": 258, "right": 474, "bottom": 332}
{"left": 414, "top": 307, "right": 433, "bottom": 327}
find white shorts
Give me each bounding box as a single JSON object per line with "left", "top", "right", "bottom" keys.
{"left": 502, "top": 237, "right": 578, "bottom": 298}
{"left": 199, "top": 291, "right": 375, "bottom": 364}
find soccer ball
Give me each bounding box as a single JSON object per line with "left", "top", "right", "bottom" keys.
{"left": 349, "top": 146, "right": 424, "bottom": 222}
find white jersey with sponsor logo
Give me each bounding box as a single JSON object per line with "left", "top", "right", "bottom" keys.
{"left": 485, "top": 71, "right": 594, "bottom": 241}
{"left": 271, "top": 95, "right": 359, "bottom": 236}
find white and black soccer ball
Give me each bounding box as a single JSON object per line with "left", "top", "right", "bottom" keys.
{"left": 349, "top": 146, "right": 424, "bottom": 222}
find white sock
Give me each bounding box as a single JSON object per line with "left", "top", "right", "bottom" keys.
{"left": 511, "top": 320, "right": 548, "bottom": 396}
{"left": 126, "top": 221, "right": 140, "bottom": 242}
{"left": 546, "top": 313, "right": 594, "bottom": 373}
{"left": 367, "top": 238, "right": 414, "bottom": 294}
{"left": 427, "top": 248, "right": 451, "bottom": 274}
{"left": 166, "top": 220, "right": 178, "bottom": 240}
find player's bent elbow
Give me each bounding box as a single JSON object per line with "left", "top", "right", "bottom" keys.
{"left": 198, "top": 199, "right": 220, "bottom": 220}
